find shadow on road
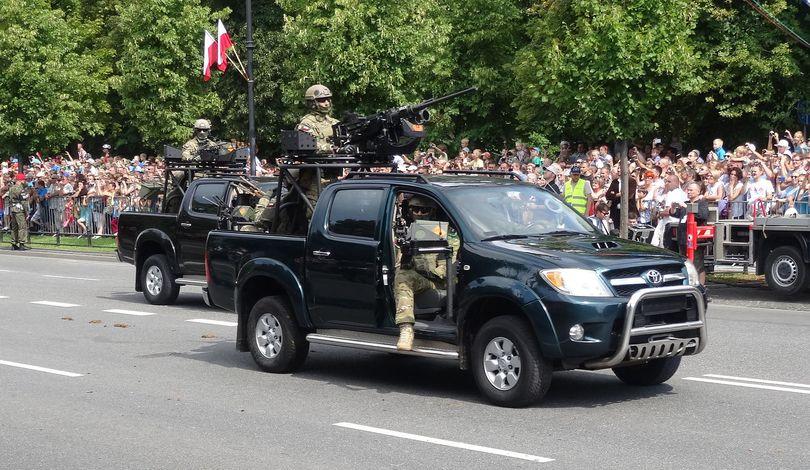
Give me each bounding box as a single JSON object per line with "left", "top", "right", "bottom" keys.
{"left": 98, "top": 292, "right": 216, "bottom": 313}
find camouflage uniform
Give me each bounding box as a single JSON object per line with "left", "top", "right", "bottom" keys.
{"left": 7, "top": 181, "right": 29, "bottom": 249}
{"left": 276, "top": 85, "right": 338, "bottom": 233}
{"left": 253, "top": 191, "right": 276, "bottom": 231}
{"left": 181, "top": 136, "right": 216, "bottom": 161}
{"left": 394, "top": 227, "right": 460, "bottom": 325}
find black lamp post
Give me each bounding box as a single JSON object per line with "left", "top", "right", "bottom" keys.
{"left": 246, "top": 0, "right": 256, "bottom": 176}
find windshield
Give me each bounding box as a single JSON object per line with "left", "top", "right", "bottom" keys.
{"left": 445, "top": 185, "right": 596, "bottom": 240}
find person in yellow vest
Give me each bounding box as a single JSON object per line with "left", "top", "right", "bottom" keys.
{"left": 563, "top": 165, "right": 592, "bottom": 215}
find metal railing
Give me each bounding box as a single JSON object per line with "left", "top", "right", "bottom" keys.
{"left": 1, "top": 194, "right": 163, "bottom": 248}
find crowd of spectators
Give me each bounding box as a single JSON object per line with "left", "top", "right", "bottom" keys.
{"left": 2, "top": 129, "right": 809, "bottom": 242}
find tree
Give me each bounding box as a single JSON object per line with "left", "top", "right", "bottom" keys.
{"left": 109, "top": 0, "right": 229, "bottom": 150}
{"left": 513, "top": 0, "right": 706, "bottom": 143}
{"left": 0, "top": 0, "right": 110, "bottom": 155}
{"left": 275, "top": 0, "right": 453, "bottom": 133}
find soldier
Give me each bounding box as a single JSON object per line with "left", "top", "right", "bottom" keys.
{"left": 181, "top": 119, "right": 216, "bottom": 161}
{"left": 276, "top": 84, "right": 339, "bottom": 233}
{"left": 393, "top": 195, "right": 460, "bottom": 350}
{"left": 253, "top": 189, "right": 276, "bottom": 231}
{"left": 8, "top": 172, "right": 29, "bottom": 250}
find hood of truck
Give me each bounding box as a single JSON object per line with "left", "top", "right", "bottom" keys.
{"left": 486, "top": 233, "right": 683, "bottom": 271}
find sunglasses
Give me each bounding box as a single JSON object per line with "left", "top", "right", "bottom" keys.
{"left": 411, "top": 206, "right": 432, "bottom": 214}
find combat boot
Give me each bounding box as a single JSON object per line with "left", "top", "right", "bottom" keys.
{"left": 396, "top": 323, "right": 414, "bottom": 351}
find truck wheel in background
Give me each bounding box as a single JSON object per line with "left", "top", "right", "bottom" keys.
{"left": 248, "top": 296, "right": 309, "bottom": 373}
{"left": 612, "top": 356, "right": 681, "bottom": 386}
{"left": 764, "top": 246, "right": 807, "bottom": 297}
{"left": 141, "top": 254, "right": 180, "bottom": 305}
{"left": 471, "top": 316, "right": 552, "bottom": 408}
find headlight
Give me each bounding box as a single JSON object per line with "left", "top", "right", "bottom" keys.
{"left": 684, "top": 260, "right": 700, "bottom": 286}
{"left": 540, "top": 269, "right": 612, "bottom": 297}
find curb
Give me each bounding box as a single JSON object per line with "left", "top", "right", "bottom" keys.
{"left": 0, "top": 247, "right": 118, "bottom": 262}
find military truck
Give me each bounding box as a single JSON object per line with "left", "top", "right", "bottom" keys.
{"left": 752, "top": 215, "right": 810, "bottom": 296}
{"left": 204, "top": 172, "right": 708, "bottom": 407}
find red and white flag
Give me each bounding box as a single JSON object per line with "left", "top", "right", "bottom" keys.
{"left": 217, "top": 20, "right": 233, "bottom": 72}
{"left": 202, "top": 30, "right": 217, "bottom": 81}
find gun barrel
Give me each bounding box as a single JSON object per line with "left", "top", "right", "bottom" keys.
{"left": 411, "top": 87, "right": 477, "bottom": 112}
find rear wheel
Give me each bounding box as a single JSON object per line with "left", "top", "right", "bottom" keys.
{"left": 247, "top": 296, "right": 309, "bottom": 373}
{"left": 612, "top": 356, "right": 681, "bottom": 386}
{"left": 764, "top": 246, "right": 807, "bottom": 297}
{"left": 471, "top": 316, "right": 551, "bottom": 408}
{"left": 141, "top": 254, "right": 179, "bottom": 305}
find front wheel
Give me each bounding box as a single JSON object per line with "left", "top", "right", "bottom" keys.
{"left": 247, "top": 296, "right": 309, "bottom": 373}
{"left": 612, "top": 356, "right": 681, "bottom": 386}
{"left": 141, "top": 254, "right": 179, "bottom": 305}
{"left": 471, "top": 316, "right": 552, "bottom": 408}
{"left": 764, "top": 246, "right": 807, "bottom": 297}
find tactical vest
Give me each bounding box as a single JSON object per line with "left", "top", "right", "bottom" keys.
{"left": 564, "top": 179, "right": 588, "bottom": 214}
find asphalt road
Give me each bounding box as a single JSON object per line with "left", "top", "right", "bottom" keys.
{"left": 1, "top": 250, "right": 808, "bottom": 469}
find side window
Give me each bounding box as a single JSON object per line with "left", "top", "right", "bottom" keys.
{"left": 328, "top": 189, "right": 384, "bottom": 238}
{"left": 190, "top": 183, "right": 225, "bottom": 215}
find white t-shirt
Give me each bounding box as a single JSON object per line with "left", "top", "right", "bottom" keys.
{"left": 747, "top": 177, "right": 773, "bottom": 202}
{"left": 662, "top": 187, "right": 687, "bottom": 223}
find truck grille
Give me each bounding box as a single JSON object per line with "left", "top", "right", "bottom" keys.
{"left": 604, "top": 263, "right": 686, "bottom": 297}
{"left": 633, "top": 294, "right": 699, "bottom": 328}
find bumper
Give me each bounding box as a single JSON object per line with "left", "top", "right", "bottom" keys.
{"left": 583, "top": 285, "right": 706, "bottom": 369}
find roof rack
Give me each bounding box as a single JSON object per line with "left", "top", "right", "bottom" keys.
{"left": 441, "top": 170, "right": 522, "bottom": 180}
{"left": 345, "top": 171, "right": 429, "bottom": 184}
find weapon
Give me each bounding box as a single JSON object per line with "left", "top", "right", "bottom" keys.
{"left": 332, "top": 87, "right": 476, "bottom": 159}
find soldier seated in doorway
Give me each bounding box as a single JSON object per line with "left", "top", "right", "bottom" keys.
{"left": 393, "top": 195, "right": 460, "bottom": 350}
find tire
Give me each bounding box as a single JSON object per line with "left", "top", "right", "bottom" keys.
{"left": 141, "top": 254, "right": 180, "bottom": 305}
{"left": 471, "top": 316, "right": 552, "bottom": 408}
{"left": 612, "top": 356, "right": 681, "bottom": 386}
{"left": 764, "top": 246, "right": 807, "bottom": 297}
{"left": 247, "top": 296, "right": 309, "bottom": 373}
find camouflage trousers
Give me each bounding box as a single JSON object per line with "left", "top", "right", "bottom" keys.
{"left": 10, "top": 212, "right": 28, "bottom": 246}
{"left": 394, "top": 269, "right": 444, "bottom": 325}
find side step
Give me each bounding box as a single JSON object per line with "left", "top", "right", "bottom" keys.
{"left": 306, "top": 329, "right": 459, "bottom": 361}
{"left": 175, "top": 277, "right": 207, "bottom": 287}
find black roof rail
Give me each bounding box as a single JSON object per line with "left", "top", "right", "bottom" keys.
{"left": 345, "top": 171, "right": 429, "bottom": 184}
{"left": 441, "top": 170, "right": 522, "bottom": 181}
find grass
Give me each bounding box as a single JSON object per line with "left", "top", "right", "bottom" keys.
{"left": 1, "top": 233, "right": 117, "bottom": 252}
{"left": 707, "top": 272, "right": 764, "bottom": 285}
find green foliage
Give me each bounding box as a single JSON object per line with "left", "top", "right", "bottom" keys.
{"left": 514, "top": 0, "right": 705, "bottom": 142}
{"left": 0, "top": 0, "right": 110, "bottom": 155}
{"left": 0, "top": 0, "right": 806, "bottom": 156}
{"left": 275, "top": 0, "right": 453, "bottom": 127}
{"left": 109, "top": 0, "right": 229, "bottom": 149}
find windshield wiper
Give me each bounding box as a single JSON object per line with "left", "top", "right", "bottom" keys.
{"left": 481, "top": 234, "right": 530, "bottom": 242}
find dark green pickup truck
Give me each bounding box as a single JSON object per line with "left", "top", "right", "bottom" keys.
{"left": 205, "top": 173, "right": 708, "bottom": 407}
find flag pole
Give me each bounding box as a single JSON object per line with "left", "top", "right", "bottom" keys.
{"left": 226, "top": 49, "right": 248, "bottom": 80}
{"left": 246, "top": 0, "right": 257, "bottom": 177}
{"left": 230, "top": 47, "right": 249, "bottom": 81}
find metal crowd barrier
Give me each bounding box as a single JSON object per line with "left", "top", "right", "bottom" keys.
{"left": 1, "top": 193, "right": 163, "bottom": 247}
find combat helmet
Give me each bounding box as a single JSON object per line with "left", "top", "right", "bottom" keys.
{"left": 408, "top": 195, "right": 436, "bottom": 219}
{"left": 305, "top": 84, "right": 333, "bottom": 113}
{"left": 194, "top": 119, "right": 212, "bottom": 130}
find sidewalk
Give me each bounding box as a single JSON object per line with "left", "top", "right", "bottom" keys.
{"left": 0, "top": 246, "right": 119, "bottom": 262}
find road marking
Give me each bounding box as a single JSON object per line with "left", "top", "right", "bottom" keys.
{"left": 0, "top": 359, "right": 83, "bottom": 377}
{"left": 103, "top": 309, "right": 156, "bottom": 316}
{"left": 710, "top": 303, "right": 808, "bottom": 313}
{"left": 683, "top": 377, "right": 810, "bottom": 395}
{"left": 703, "top": 374, "right": 810, "bottom": 389}
{"left": 186, "top": 319, "right": 237, "bottom": 327}
{"left": 30, "top": 301, "right": 80, "bottom": 308}
{"left": 43, "top": 275, "right": 100, "bottom": 281}
{"left": 0, "top": 296, "right": 8, "bottom": 299}
{"left": 333, "top": 422, "right": 554, "bottom": 463}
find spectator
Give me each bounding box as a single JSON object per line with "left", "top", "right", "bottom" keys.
{"left": 677, "top": 182, "right": 709, "bottom": 285}
{"left": 588, "top": 202, "right": 614, "bottom": 235}
{"left": 562, "top": 165, "right": 592, "bottom": 215}
{"left": 651, "top": 174, "right": 687, "bottom": 247}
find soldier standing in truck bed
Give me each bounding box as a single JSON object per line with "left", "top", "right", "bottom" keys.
{"left": 276, "top": 85, "right": 339, "bottom": 234}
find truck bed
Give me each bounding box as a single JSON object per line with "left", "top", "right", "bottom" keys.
{"left": 206, "top": 231, "right": 307, "bottom": 311}
{"left": 117, "top": 212, "right": 178, "bottom": 263}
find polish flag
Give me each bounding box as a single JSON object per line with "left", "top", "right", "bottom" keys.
{"left": 217, "top": 20, "right": 233, "bottom": 72}
{"left": 202, "top": 30, "right": 217, "bottom": 81}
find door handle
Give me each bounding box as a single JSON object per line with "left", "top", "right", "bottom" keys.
{"left": 312, "top": 250, "right": 331, "bottom": 257}
{"left": 180, "top": 222, "right": 192, "bottom": 228}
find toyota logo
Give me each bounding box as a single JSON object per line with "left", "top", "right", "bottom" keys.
{"left": 643, "top": 269, "right": 663, "bottom": 286}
